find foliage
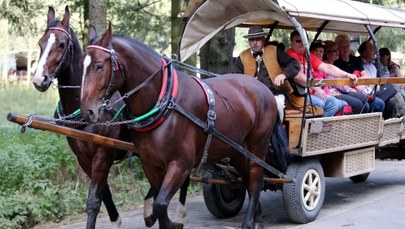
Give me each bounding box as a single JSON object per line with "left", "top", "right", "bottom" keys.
{"left": 107, "top": 0, "right": 171, "bottom": 54}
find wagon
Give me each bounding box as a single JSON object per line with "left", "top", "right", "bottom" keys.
{"left": 8, "top": 0, "right": 405, "bottom": 226}
{"left": 178, "top": 0, "right": 405, "bottom": 223}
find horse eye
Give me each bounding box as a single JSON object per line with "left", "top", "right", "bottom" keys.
{"left": 59, "top": 42, "right": 66, "bottom": 49}
{"left": 96, "top": 63, "right": 104, "bottom": 71}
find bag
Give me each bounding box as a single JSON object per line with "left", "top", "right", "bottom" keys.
{"left": 375, "top": 84, "right": 397, "bottom": 102}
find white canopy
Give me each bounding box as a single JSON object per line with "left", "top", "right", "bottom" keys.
{"left": 179, "top": 0, "right": 405, "bottom": 61}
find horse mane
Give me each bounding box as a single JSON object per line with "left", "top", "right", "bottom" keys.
{"left": 113, "top": 35, "right": 161, "bottom": 60}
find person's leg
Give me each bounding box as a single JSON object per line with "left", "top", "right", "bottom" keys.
{"left": 348, "top": 92, "right": 369, "bottom": 113}
{"left": 322, "top": 96, "right": 341, "bottom": 117}
{"left": 383, "top": 96, "right": 396, "bottom": 119}
{"left": 275, "top": 94, "right": 286, "bottom": 121}
{"left": 308, "top": 95, "right": 325, "bottom": 110}
{"left": 336, "top": 94, "right": 364, "bottom": 114}
{"left": 371, "top": 96, "right": 385, "bottom": 113}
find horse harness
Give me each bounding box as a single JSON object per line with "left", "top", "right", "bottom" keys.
{"left": 86, "top": 43, "right": 291, "bottom": 180}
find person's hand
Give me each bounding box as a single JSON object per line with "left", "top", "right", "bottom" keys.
{"left": 346, "top": 73, "right": 358, "bottom": 83}
{"left": 274, "top": 74, "right": 287, "bottom": 86}
{"left": 316, "top": 90, "right": 327, "bottom": 101}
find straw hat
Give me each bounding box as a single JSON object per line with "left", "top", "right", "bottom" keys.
{"left": 243, "top": 26, "right": 267, "bottom": 38}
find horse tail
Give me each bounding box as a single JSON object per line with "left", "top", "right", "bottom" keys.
{"left": 268, "top": 116, "right": 293, "bottom": 173}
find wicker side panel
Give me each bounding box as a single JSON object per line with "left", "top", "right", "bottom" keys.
{"left": 379, "top": 118, "right": 403, "bottom": 147}
{"left": 301, "top": 113, "right": 381, "bottom": 156}
{"left": 343, "top": 147, "right": 375, "bottom": 177}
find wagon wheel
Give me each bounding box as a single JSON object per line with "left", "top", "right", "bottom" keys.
{"left": 202, "top": 172, "right": 246, "bottom": 218}
{"left": 349, "top": 172, "right": 370, "bottom": 183}
{"left": 282, "top": 158, "right": 325, "bottom": 224}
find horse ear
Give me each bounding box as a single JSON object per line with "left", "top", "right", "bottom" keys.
{"left": 47, "top": 6, "right": 56, "bottom": 27}
{"left": 88, "top": 24, "right": 98, "bottom": 44}
{"left": 61, "top": 5, "right": 70, "bottom": 28}
{"left": 101, "top": 21, "right": 112, "bottom": 46}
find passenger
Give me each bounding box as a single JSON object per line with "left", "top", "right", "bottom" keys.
{"left": 334, "top": 34, "right": 382, "bottom": 114}
{"left": 357, "top": 41, "right": 394, "bottom": 118}
{"left": 323, "top": 40, "right": 365, "bottom": 114}
{"left": 232, "top": 25, "right": 303, "bottom": 120}
{"left": 379, "top": 47, "right": 403, "bottom": 78}
{"left": 308, "top": 40, "right": 349, "bottom": 116}
{"left": 379, "top": 47, "right": 405, "bottom": 117}
{"left": 286, "top": 31, "right": 357, "bottom": 117}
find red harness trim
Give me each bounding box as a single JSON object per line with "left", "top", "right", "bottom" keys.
{"left": 133, "top": 58, "right": 178, "bottom": 132}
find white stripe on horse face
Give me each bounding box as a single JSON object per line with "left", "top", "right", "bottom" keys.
{"left": 81, "top": 55, "right": 92, "bottom": 100}
{"left": 32, "top": 33, "right": 56, "bottom": 86}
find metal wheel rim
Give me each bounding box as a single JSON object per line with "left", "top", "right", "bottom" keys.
{"left": 301, "top": 168, "right": 321, "bottom": 211}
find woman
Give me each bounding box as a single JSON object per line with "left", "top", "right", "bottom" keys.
{"left": 323, "top": 40, "right": 368, "bottom": 114}
{"left": 379, "top": 47, "right": 405, "bottom": 117}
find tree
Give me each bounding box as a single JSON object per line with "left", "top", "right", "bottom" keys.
{"left": 88, "top": 0, "right": 106, "bottom": 35}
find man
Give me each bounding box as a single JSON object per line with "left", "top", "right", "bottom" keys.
{"left": 358, "top": 41, "right": 394, "bottom": 118}
{"left": 232, "top": 25, "right": 303, "bottom": 120}
{"left": 334, "top": 34, "right": 384, "bottom": 114}
{"left": 286, "top": 31, "right": 358, "bottom": 116}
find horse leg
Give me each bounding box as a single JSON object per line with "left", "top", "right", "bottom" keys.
{"left": 144, "top": 187, "right": 157, "bottom": 227}
{"left": 85, "top": 156, "right": 115, "bottom": 229}
{"left": 153, "top": 164, "right": 190, "bottom": 229}
{"left": 144, "top": 176, "right": 190, "bottom": 228}
{"left": 173, "top": 176, "right": 190, "bottom": 228}
{"left": 102, "top": 184, "right": 122, "bottom": 228}
{"left": 242, "top": 164, "right": 264, "bottom": 229}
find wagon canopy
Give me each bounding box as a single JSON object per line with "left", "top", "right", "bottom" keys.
{"left": 179, "top": 0, "right": 405, "bottom": 62}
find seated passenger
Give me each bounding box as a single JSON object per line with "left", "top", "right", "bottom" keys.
{"left": 334, "top": 34, "right": 384, "bottom": 114}
{"left": 232, "top": 25, "right": 303, "bottom": 120}
{"left": 286, "top": 31, "right": 357, "bottom": 117}
{"left": 309, "top": 40, "right": 349, "bottom": 116}
{"left": 323, "top": 40, "right": 366, "bottom": 114}
{"left": 357, "top": 41, "right": 394, "bottom": 118}
{"left": 379, "top": 47, "right": 405, "bottom": 117}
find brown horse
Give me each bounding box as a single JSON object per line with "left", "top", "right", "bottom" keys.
{"left": 32, "top": 6, "right": 189, "bottom": 229}
{"left": 80, "top": 23, "right": 290, "bottom": 229}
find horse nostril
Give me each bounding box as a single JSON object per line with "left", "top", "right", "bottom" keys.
{"left": 86, "top": 109, "right": 96, "bottom": 122}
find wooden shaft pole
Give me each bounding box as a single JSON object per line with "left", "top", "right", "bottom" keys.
{"left": 7, "top": 113, "right": 137, "bottom": 153}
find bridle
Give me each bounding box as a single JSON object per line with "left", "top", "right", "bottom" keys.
{"left": 46, "top": 26, "right": 74, "bottom": 86}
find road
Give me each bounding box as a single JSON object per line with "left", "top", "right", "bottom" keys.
{"left": 49, "top": 159, "right": 405, "bottom": 229}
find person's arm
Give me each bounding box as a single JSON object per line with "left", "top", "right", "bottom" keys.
{"left": 318, "top": 62, "right": 358, "bottom": 81}
{"left": 274, "top": 47, "right": 303, "bottom": 86}
{"left": 276, "top": 47, "right": 300, "bottom": 79}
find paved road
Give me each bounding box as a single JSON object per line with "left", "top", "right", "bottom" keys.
{"left": 50, "top": 160, "right": 405, "bottom": 229}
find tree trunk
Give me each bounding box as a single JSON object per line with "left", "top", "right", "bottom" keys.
{"left": 88, "top": 0, "right": 107, "bottom": 34}
{"left": 171, "top": 0, "right": 182, "bottom": 57}
{"left": 200, "top": 29, "right": 235, "bottom": 78}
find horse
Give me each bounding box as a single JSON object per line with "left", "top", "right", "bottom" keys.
{"left": 79, "top": 23, "right": 291, "bottom": 229}
{"left": 32, "top": 6, "right": 189, "bottom": 229}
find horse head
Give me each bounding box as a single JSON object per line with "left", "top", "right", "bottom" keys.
{"left": 33, "top": 6, "right": 75, "bottom": 92}
{"left": 81, "top": 22, "right": 124, "bottom": 123}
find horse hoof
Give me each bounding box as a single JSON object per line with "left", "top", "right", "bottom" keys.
{"left": 144, "top": 215, "right": 157, "bottom": 228}
{"left": 174, "top": 222, "right": 184, "bottom": 229}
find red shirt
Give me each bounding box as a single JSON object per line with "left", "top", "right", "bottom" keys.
{"left": 286, "top": 48, "right": 323, "bottom": 73}
{"left": 286, "top": 48, "right": 329, "bottom": 95}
